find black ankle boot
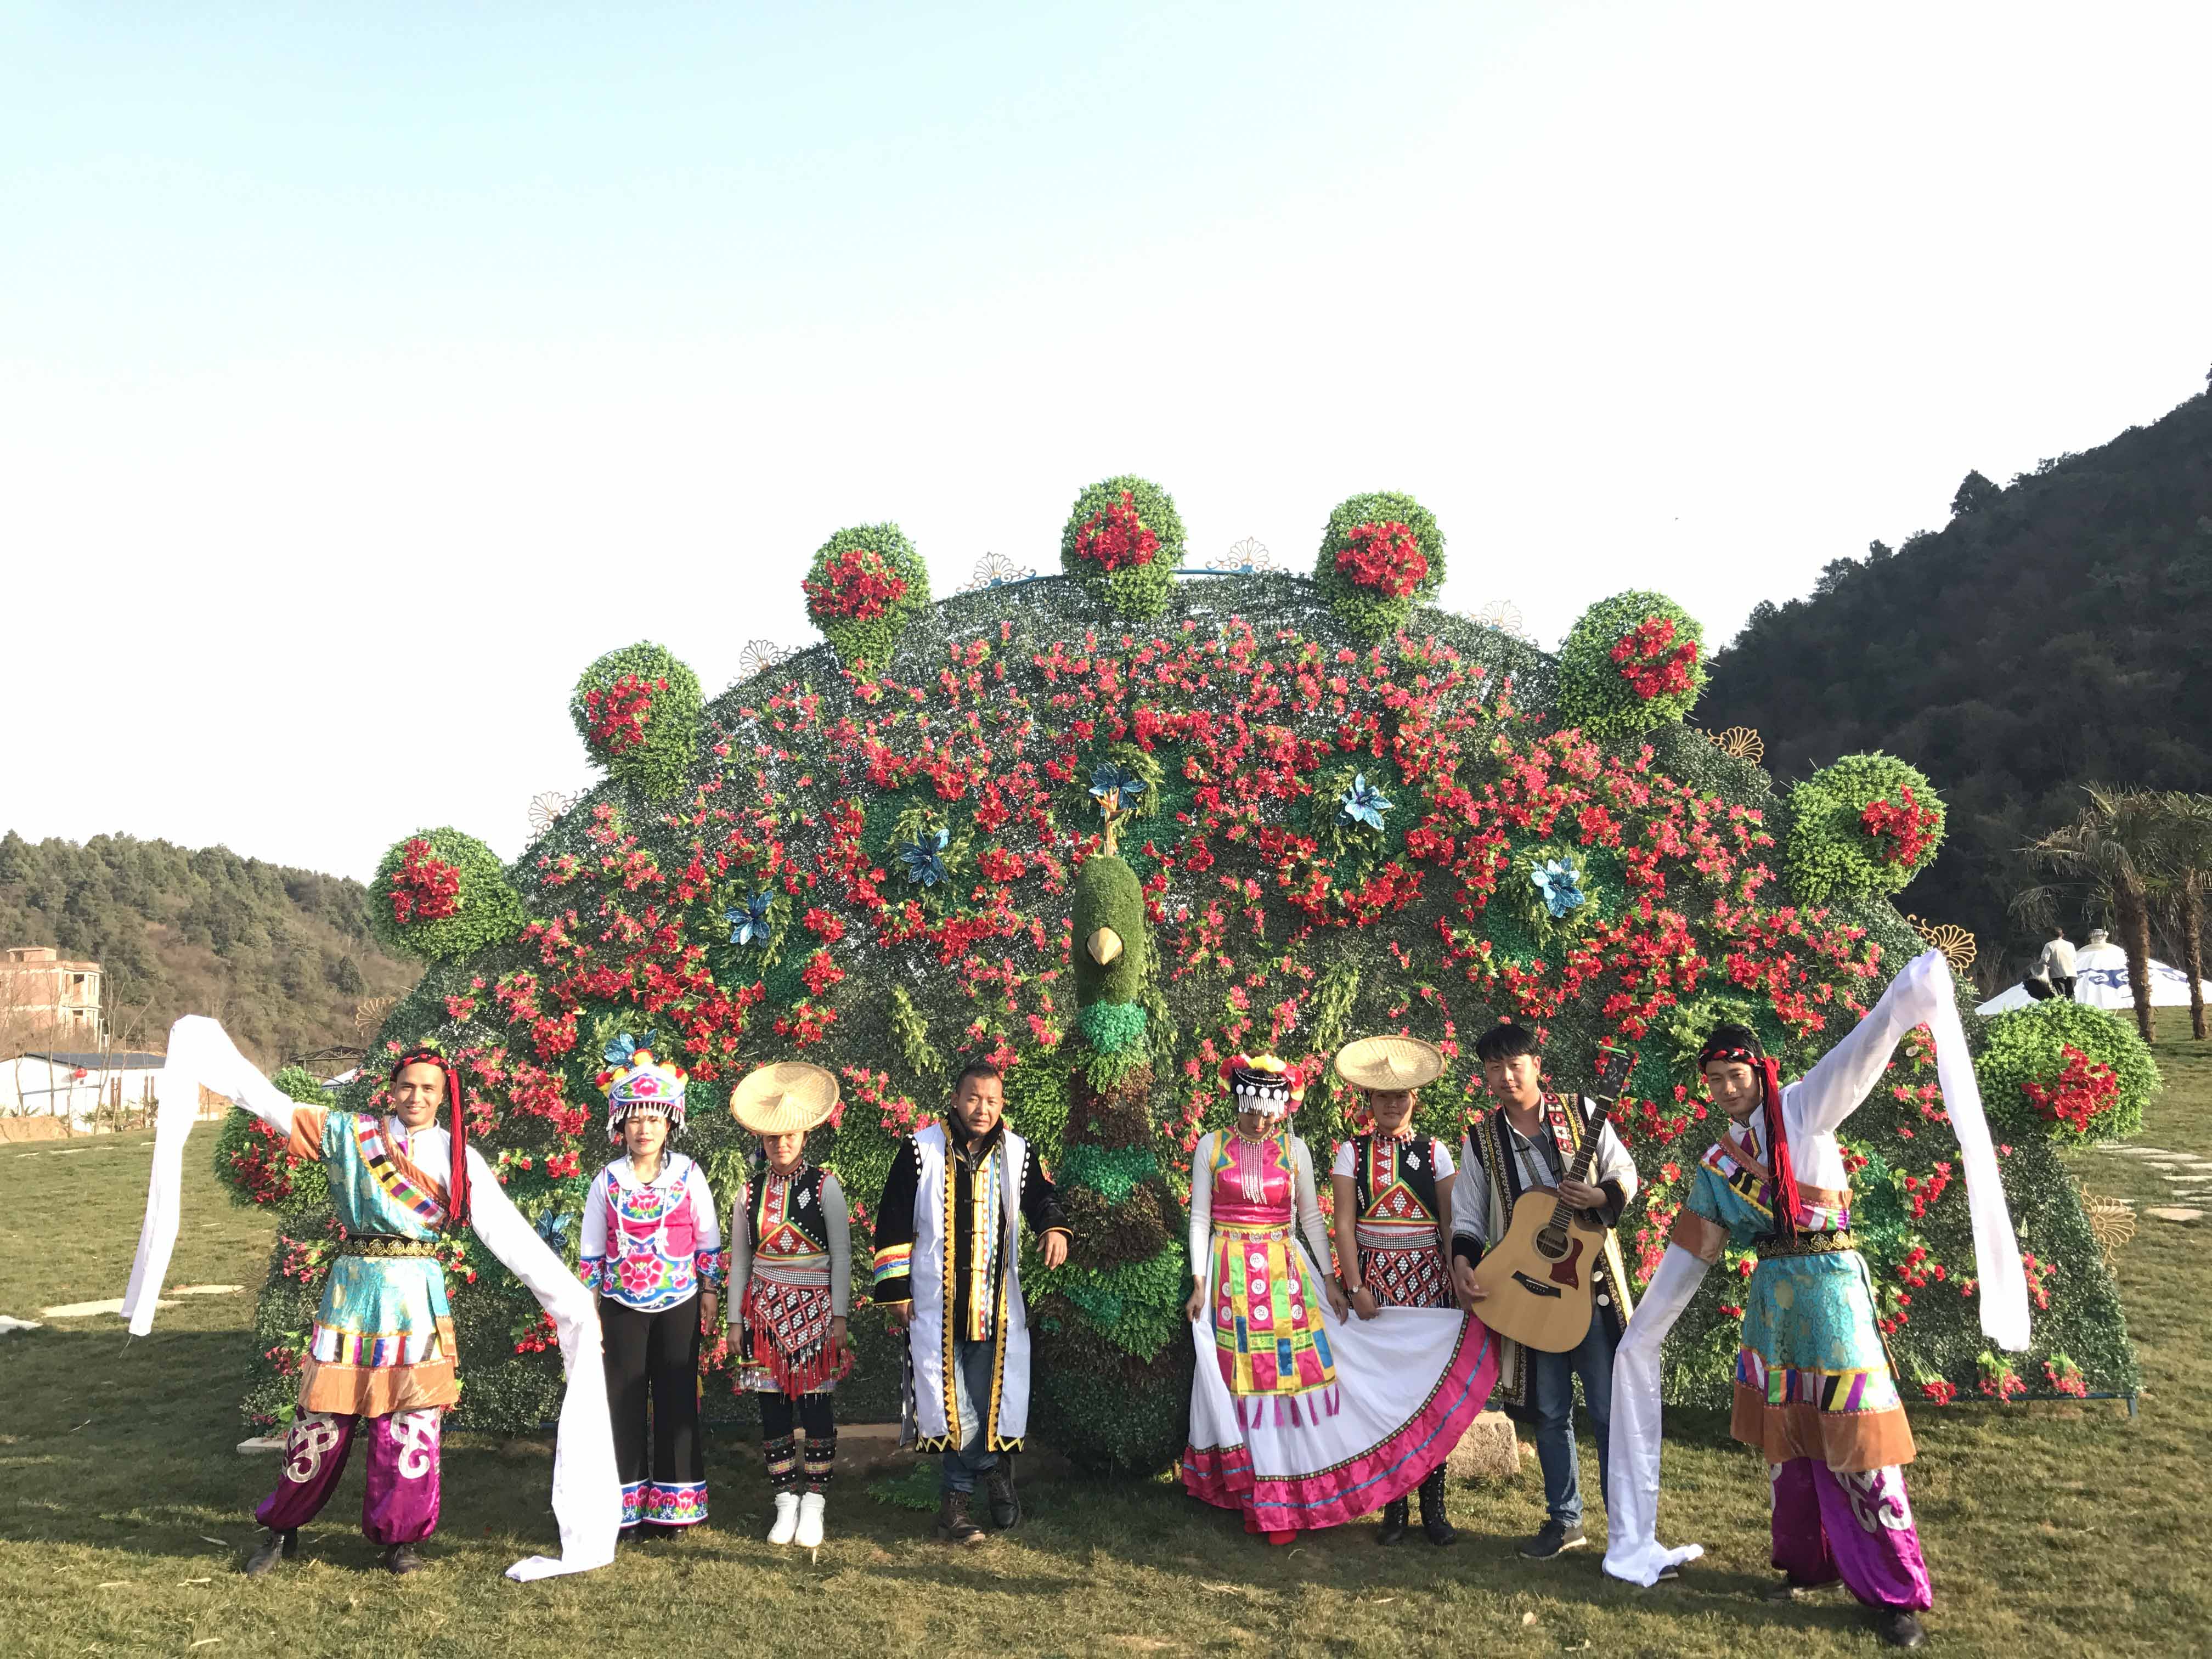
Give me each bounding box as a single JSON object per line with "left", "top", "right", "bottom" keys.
{"left": 934, "top": 1488, "right": 984, "bottom": 1545}
{"left": 1377, "top": 1497, "right": 1409, "bottom": 1545}
{"left": 1418, "top": 1469, "right": 1457, "bottom": 1545}
{"left": 241, "top": 1528, "right": 296, "bottom": 1577}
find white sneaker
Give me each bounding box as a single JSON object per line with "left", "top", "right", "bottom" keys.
{"left": 767, "top": 1491, "right": 800, "bottom": 1545}
{"left": 795, "top": 1491, "right": 825, "bottom": 1549}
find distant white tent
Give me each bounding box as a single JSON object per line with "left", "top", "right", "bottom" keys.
{"left": 1977, "top": 933, "right": 2212, "bottom": 1017}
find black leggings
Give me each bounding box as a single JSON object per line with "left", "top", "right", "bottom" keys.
{"left": 601, "top": 1297, "right": 703, "bottom": 1516}
{"left": 759, "top": 1391, "right": 836, "bottom": 1492}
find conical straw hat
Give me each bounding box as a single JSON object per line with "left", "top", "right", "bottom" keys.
{"left": 731, "top": 1060, "right": 840, "bottom": 1136}
{"left": 1334, "top": 1034, "right": 1444, "bottom": 1092}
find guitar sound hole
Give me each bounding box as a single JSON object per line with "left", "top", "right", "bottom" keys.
{"left": 1535, "top": 1226, "right": 1568, "bottom": 1259}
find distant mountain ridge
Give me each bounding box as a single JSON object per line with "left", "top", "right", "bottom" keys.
{"left": 1702, "top": 380, "right": 2212, "bottom": 981}
{"left": 0, "top": 831, "right": 419, "bottom": 1066}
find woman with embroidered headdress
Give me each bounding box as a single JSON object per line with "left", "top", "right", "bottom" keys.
{"left": 1604, "top": 951, "right": 2033, "bottom": 1652}
{"left": 1179, "top": 1053, "right": 1498, "bottom": 1543}
{"left": 578, "top": 1034, "right": 725, "bottom": 1538}
{"left": 726, "top": 1060, "right": 854, "bottom": 1549}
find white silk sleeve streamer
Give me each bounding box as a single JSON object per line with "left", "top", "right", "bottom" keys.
{"left": 1601, "top": 1244, "right": 1712, "bottom": 1586}
{"left": 1186, "top": 1135, "right": 1215, "bottom": 1300}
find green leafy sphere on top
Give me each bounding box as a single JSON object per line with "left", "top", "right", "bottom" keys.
{"left": 804, "top": 523, "right": 933, "bottom": 675}
{"left": 1555, "top": 590, "right": 1710, "bottom": 738}
{"left": 1785, "top": 752, "right": 1948, "bottom": 904}
{"left": 1310, "top": 490, "right": 1446, "bottom": 642}
{"left": 1060, "top": 476, "right": 1186, "bottom": 622}
{"left": 569, "top": 641, "right": 703, "bottom": 800}
{"left": 1977, "top": 1000, "right": 2160, "bottom": 1145}
{"left": 367, "top": 826, "right": 525, "bottom": 961}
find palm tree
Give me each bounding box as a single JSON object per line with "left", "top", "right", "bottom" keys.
{"left": 2017, "top": 786, "right": 2169, "bottom": 1042}
{"left": 2153, "top": 791, "right": 2212, "bottom": 1041}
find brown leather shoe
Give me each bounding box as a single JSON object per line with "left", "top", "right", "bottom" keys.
{"left": 934, "top": 1489, "right": 985, "bottom": 1545}
{"left": 241, "top": 1528, "right": 296, "bottom": 1577}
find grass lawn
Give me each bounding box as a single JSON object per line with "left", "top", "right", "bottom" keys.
{"left": 4, "top": 1048, "right": 2210, "bottom": 1657}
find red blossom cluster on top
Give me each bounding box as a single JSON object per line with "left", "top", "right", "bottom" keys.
{"left": 1610, "top": 616, "right": 1700, "bottom": 701}
{"left": 2021, "top": 1044, "right": 2119, "bottom": 1133}
{"left": 1332, "top": 521, "right": 1428, "bottom": 597}
{"left": 805, "top": 544, "right": 911, "bottom": 621}
{"left": 1072, "top": 491, "right": 1159, "bottom": 572}
{"left": 1859, "top": 787, "right": 1941, "bottom": 867}
{"left": 582, "top": 673, "right": 667, "bottom": 755}
{"left": 388, "top": 836, "right": 462, "bottom": 926}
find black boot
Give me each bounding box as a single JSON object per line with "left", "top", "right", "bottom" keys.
{"left": 1418, "top": 1469, "right": 1457, "bottom": 1546}
{"left": 983, "top": 1457, "right": 1020, "bottom": 1530}
{"left": 382, "top": 1543, "right": 426, "bottom": 1575}
{"left": 1376, "top": 1498, "right": 1409, "bottom": 1545}
{"left": 934, "top": 1488, "right": 985, "bottom": 1546}
{"left": 241, "top": 1528, "right": 296, "bottom": 1577}
{"left": 1877, "top": 1610, "right": 1927, "bottom": 1649}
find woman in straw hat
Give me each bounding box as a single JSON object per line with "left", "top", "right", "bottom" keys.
{"left": 1179, "top": 1053, "right": 1498, "bottom": 1544}
{"left": 727, "top": 1060, "right": 854, "bottom": 1550}
{"left": 578, "top": 1035, "right": 725, "bottom": 1539}
{"left": 1328, "top": 1034, "right": 1462, "bottom": 1545}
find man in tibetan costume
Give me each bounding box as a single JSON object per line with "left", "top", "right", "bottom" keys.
{"left": 121, "top": 1017, "right": 619, "bottom": 1581}
{"left": 1326, "top": 1034, "right": 1461, "bottom": 1546}
{"left": 1182, "top": 1054, "right": 1497, "bottom": 1544}
{"left": 1604, "top": 951, "right": 2032, "bottom": 1652}
{"left": 728, "top": 1060, "right": 854, "bottom": 1549}
{"left": 871, "top": 1058, "right": 1070, "bottom": 1544}
{"left": 1451, "top": 1021, "right": 1638, "bottom": 1561}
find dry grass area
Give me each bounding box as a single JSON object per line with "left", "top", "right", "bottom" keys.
{"left": 3, "top": 1051, "right": 2209, "bottom": 1656}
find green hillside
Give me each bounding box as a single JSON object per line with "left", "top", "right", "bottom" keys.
{"left": 0, "top": 831, "right": 419, "bottom": 1066}
{"left": 1702, "top": 379, "right": 2212, "bottom": 980}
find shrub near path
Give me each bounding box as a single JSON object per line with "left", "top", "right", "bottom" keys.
{"left": 3, "top": 1069, "right": 2209, "bottom": 1658}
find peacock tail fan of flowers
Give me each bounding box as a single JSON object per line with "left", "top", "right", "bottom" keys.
{"left": 244, "top": 569, "right": 2136, "bottom": 1438}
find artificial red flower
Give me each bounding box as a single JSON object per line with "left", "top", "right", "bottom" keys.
{"left": 1332, "top": 521, "right": 1427, "bottom": 598}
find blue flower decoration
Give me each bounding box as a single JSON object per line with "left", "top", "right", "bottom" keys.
{"left": 898, "top": 827, "right": 951, "bottom": 888}
{"left": 602, "top": 1030, "right": 658, "bottom": 1067}
{"left": 1088, "top": 763, "right": 1147, "bottom": 807}
{"left": 533, "top": 1209, "right": 577, "bottom": 1246}
{"left": 1531, "top": 858, "right": 1587, "bottom": 919}
{"left": 1339, "top": 773, "right": 1392, "bottom": 831}
{"left": 725, "top": 893, "right": 774, "bottom": 947}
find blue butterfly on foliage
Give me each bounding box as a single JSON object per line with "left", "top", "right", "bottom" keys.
{"left": 603, "top": 1031, "right": 658, "bottom": 1068}
{"left": 1531, "top": 858, "right": 1587, "bottom": 919}
{"left": 899, "top": 827, "right": 951, "bottom": 888}
{"left": 1088, "top": 763, "right": 1147, "bottom": 810}
{"left": 1338, "top": 773, "right": 1392, "bottom": 831}
{"left": 725, "top": 892, "right": 775, "bottom": 947}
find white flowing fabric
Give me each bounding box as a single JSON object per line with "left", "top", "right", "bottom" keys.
{"left": 121, "top": 1015, "right": 620, "bottom": 1582}
{"left": 1601, "top": 950, "right": 2028, "bottom": 1586}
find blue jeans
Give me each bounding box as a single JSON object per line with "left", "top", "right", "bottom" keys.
{"left": 1529, "top": 1311, "right": 1618, "bottom": 1527}
{"left": 939, "top": 1337, "right": 1001, "bottom": 1494}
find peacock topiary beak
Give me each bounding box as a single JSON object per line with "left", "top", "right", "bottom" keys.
{"left": 1086, "top": 926, "right": 1124, "bottom": 966}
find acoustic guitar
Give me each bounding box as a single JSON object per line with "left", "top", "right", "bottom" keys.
{"left": 1468, "top": 1096, "right": 1621, "bottom": 1354}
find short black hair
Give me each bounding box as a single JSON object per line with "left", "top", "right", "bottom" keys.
{"left": 2049, "top": 923, "right": 2066, "bottom": 938}
{"left": 1701, "top": 1022, "right": 1764, "bottom": 1062}
{"left": 1474, "top": 1023, "right": 1541, "bottom": 1065}
{"left": 951, "top": 1057, "right": 1004, "bottom": 1096}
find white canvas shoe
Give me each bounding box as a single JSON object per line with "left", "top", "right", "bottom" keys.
{"left": 795, "top": 1491, "right": 826, "bottom": 1549}
{"left": 768, "top": 1491, "right": 800, "bottom": 1545}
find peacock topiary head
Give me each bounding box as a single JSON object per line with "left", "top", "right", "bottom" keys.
{"left": 1072, "top": 851, "right": 1146, "bottom": 1008}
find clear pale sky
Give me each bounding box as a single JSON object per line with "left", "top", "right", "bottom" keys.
{"left": 3, "top": 2, "right": 2207, "bottom": 881}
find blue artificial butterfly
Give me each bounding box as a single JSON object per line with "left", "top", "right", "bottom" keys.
{"left": 1531, "top": 858, "right": 1587, "bottom": 919}
{"left": 898, "top": 827, "right": 951, "bottom": 888}
{"left": 1338, "top": 772, "right": 1392, "bottom": 831}
{"left": 603, "top": 1030, "right": 658, "bottom": 1068}
{"left": 1088, "top": 762, "right": 1147, "bottom": 809}
{"left": 725, "top": 892, "right": 775, "bottom": 947}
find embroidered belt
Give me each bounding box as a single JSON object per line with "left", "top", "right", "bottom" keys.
{"left": 1213, "top": 1220, "right": 1293, "bottom": 1239}
{"left": 337, "top": 1236, "right": 444, "bottom": 1259}
{"left": 1757, "top": 1229, "right": 1857, "bottom": 1258}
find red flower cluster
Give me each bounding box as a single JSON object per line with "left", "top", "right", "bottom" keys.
{"left": 2021, "top": 1044, "right": 2119, "bottom": 1133}
{"left": 1073, "top": 490, "right": 1159, "bottom": 572}
{"left": 1333, "top": 521, "right": 1427, "bottom": 597}
{"left": 805, "top": 545, "right": 911, "bottom": 620}
{"left": 582, "top": 673, "right": 666, "bottom": 755}
{"left": 1860, "top": 787, "right": 1940, "bottom": 866}
{"left": 1918, "top": 1378, "right": 1959, "bottom": 1403}
{"left": 388, "top": 837, "right": 462, "bottom": 926}
{"left": 1610, "top": 616, "right": 1700, "bottom": 701}
{"left": 2042, "top": 1354, "right": 2088, "bottom": 1397}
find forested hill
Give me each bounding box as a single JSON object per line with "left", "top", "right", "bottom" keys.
{"left": 1701, "top": 381, "right": 2212, "bottom": 981}
{"left": 0, "top": 832, "right": 419, "bottom": 1066}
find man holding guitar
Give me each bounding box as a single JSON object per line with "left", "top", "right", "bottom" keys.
{"left": 1451, "top": 1023, "right": 1638, "bottom": 1561}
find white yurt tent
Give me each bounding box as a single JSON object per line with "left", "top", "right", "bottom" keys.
{"left": 1977, "top": 930, "right": 2212, "bottom": 1016}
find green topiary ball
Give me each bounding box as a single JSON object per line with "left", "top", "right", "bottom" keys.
{"left": 803, "top": 523, "right": 932, "bottom": 674}
{"left": 1785, "top": 752, "right": 1946, "bottom": 904}
{"left": 1555, "top": 591, "right": 1709, "bottom": 738}
{"left": 568, "top": 641, "right": 703, "bottom": 799}
{"left": 212, "top": 1064, "right": 334, "bottom": 1212}
{"left": 1060, "top": 476, "right": 1186, "bottom": 621}
{"left": 1977, "top": 1000, "right": 2160, "bottom": 1144}
{"left": 368, "top": 827, "right": 525, "bottom": 961}
{"left": 1310, "top": 490, "right": 1446, "bottom": 641}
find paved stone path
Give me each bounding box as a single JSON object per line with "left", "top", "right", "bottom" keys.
{"left": 2093, "top": 1142, "right": 2212, "bottom": 1222}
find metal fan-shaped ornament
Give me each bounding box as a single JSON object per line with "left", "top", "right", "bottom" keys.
{"left": 528, "top": 791, "right": 577, "bottom": 837}
{"left": 967, "top": 551, "right": 1034, "bottom": 590}
{"left": 1473, "top": 600, "right": 1531, "bottom": 642}
{"left": 2074, "top": 1179, "right": 2137, "bottom": 1268}
{"left": 1904, "top": 915, "right": 1977, "bottom": 973}
{"left": 354, "top": 995, "right": 397, "bottom": 1035}
{"left": 1703, "top": 726, "right": 1765, "bottom": 764}
{"left": 737, "top": 640, "right": 788, "bottom": 680}
{"left": 1223, "top": 537, "right": 1275, "bottom": 573}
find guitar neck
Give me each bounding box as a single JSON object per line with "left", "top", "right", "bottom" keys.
{"left": 1548, "top": 1096, "right": 1611, "bottom": 1220}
